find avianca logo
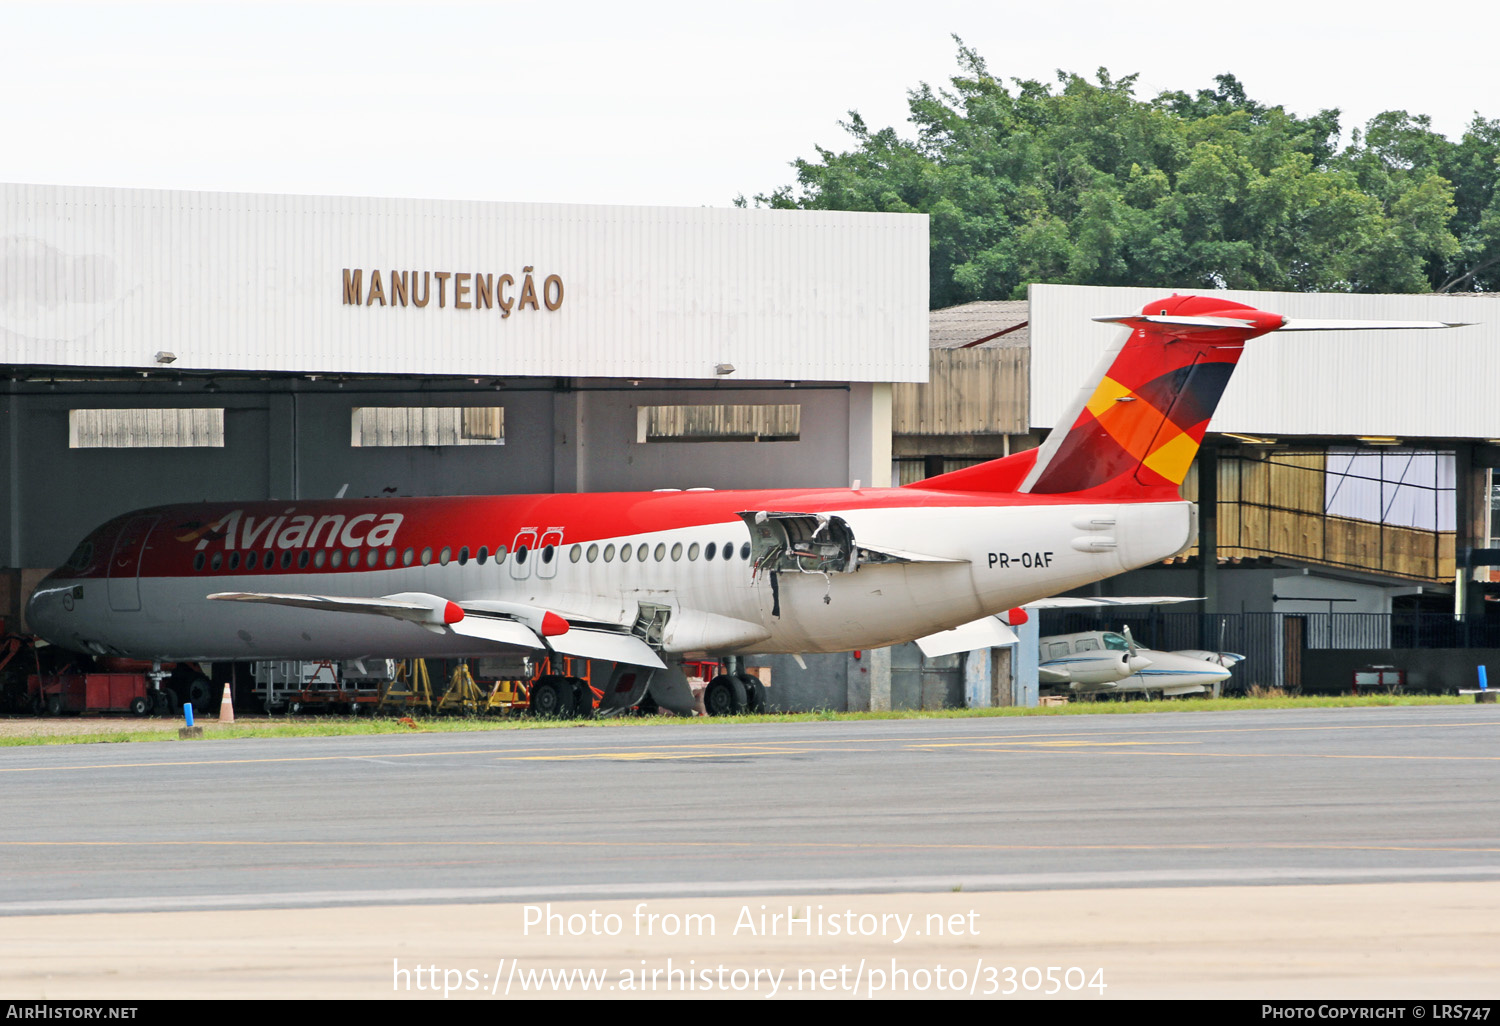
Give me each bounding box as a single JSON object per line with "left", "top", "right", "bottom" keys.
{"left": 180, "top": 509, "right": 404, "bottom": 552}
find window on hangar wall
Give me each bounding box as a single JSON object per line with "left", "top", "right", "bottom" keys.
{"left": 69, "top": 408, "right": 225, "bottom": 448}
{"left": 350, "top": 407, "right": 504, "bottom": 447}
{"left": 636, "top": 404, "right": 800, "bottom": 443}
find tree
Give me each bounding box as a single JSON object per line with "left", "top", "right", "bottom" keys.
{"left": 755, "top": 40, "right": 1491, "bottom": 304}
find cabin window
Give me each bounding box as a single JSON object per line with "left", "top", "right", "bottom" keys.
{"left": 228, "top": 553, "right": 241, "bottom": 570}
{"left": 637, "top": 543, "right": 648, "bottom": 562}
{"left": 193, "top": 553, "right": 205, "bottom": 571}
{"left": 420, "top": 547, "right": 432, "bottom": 566}
{"left": 494, "top": 545, "right": 507, "bottom": 564}
{"left": 281, "top": 551, "right": 293, "bottom": 569}
{"left": 723, "top": 542, "right": 734, "bottom": 560}
{"left": 384, "top": 549, "right": 397, "bottom": 567}
{"left": 477, "top": 546, "right": 489, "bottom": 565}
{"left": 586, "top": 544, "right": 598, "bottom": 562}
{"left": 313, "top": 551, "right": 326, "bottom": 568}
{"left": 349, "top": 406, "right": 504, "bottom": 447}
{"left": 670, "top": 542, "right": 682, "bottom": 561}
{"left": 620, "top": 544, "right": 631, "bottom": 563}
{"left": 604, "top": 543, "right": 616, "bottom": 561}
{"left": 402, "top": 548, "right": 414, "bottom": 566}
{"left": 298, "top": 551, "right": 310, "bottom": 569}
{"left": 541, "top": 545, "right": 554, "bottom": 564}
{"left": 654, "top": 543, "right": 666, "bottom": 562}
{"left": 1075, "top": 638, "right": 1100, "bottom": 652}
{"left": 704, "top": 542, "right": 717, "bottom": 561}
{"left": 458, "top": 546, "right": 470, "bottom": 566}
{"left": 246, "top": 552, "right": 259, "bottom": 570}
{"left": 739, "top": 542, "right": 751, "bottom": 560}
{"left": 688, "top": 542, "right": 700, "bottom": 560}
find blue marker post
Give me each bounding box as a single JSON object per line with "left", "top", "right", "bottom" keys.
{"left": 1474, "top": 666, "right": 1496, "bottom": 704}
{"left": 179, "top": 701, "right": 204, "bottom": 739}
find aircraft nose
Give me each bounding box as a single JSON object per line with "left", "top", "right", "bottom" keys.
{"left": 25, "top": 575, "right": 71, "bottom": 645}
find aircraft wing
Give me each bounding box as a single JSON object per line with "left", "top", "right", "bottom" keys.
{"left": 914, "top": 616, "right": 1018, "bottom": 658}
{"left": 209, "top": 591, "right": 666, "bottom": 668}
{"left": 207, "top": 591, "right": 463, "bottom": 632}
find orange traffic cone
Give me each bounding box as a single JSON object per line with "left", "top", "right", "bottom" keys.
{"left": 219, "top": 683, "right": 235, "bottom": 724}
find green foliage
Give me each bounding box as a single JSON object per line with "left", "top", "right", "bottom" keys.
{"left": 755, "top": 40, "right": 1497, "bottom": 304}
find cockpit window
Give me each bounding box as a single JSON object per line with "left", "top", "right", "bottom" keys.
{"left": 1103, "top": 633, "right": 1129, "bottom": 651}
{"left": 65, "top": 541, "right": 95, "bottom": 571}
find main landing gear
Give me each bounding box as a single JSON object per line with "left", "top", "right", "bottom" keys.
{"left": 702, "top": 659, "right": 767, "bottom": 717}
{"left": 528, "top": 674, "right": 595, "bottom": 720}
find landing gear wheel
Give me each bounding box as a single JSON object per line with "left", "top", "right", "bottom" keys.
{"left": 704, "top": 674, "right": 747, "bottom": 716}
{"left": 570, "top": 678, "right": 594, "bottom": 719}
{"left": 635, "top": 690, "right": 659, "bottom": 716}
{"left": 737, "top": 673, "right": 766, "bottom": 713}
{"left": 151, "top": 690, "right": 172, "bottom": 716}
{"left": 46, "top": 695, "right": 63, "bottom": 716}
{"left": 530, "top": 676, "right": 576, "bottom": 719}
{"left": 187, "top": 676, "right": 214, "bottom": 708}
{"left": 288, "top": 700, "right": 305, "bottom": 716}
{"left": 129, "top": 695, "right": 150, "bottom": 716}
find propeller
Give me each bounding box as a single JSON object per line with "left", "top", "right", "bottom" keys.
{"left": 1122, "top": 625, "right": 1152, "bottom": 674}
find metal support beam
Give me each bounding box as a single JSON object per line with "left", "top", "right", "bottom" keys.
{"left": 1196, "top": 442, "right": 1219, "bottom": 648}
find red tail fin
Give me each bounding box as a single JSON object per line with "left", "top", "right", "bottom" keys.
{"left": 909, "top": 294, "right": 1462, "bottom": 497}
{"left": 911, "top": 295, "right": 1282, "bottom": 498}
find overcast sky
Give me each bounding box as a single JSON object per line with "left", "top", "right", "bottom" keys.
{"left": 3, "top": 1, "right": 1496, "bottom": 208}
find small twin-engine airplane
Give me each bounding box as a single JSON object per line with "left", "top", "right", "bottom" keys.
{"left": 1038, "top": 628, "right": 1243, "bottom": 698}
{"left": 26, "top": 296, "right": 1464, "bottom": 714}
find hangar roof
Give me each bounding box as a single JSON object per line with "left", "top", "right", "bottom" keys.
{"left": 928, "top": 300, "right": 1029, "bottom": 350}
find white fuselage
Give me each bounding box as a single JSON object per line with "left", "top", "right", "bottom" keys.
{"left": 29, "top": 495, "right": 1196, "bottom": 665}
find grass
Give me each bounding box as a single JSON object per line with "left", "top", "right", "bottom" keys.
{"left": 0, "top": 692, "right": 1474, "bottom": 747}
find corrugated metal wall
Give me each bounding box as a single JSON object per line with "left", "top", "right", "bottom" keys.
{"left": 1029, "top": 284, "right": 1500, "bottom": 438}
{"left": 1, "top": 184, "right": 929, "bottom": 382}
{"left": 891, "top": 347, "right": 1029, "bottom": 435}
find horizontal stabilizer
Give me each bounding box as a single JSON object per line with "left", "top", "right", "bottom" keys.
{"left": 1093, "top": 313, "right": 1259, "bottom": 332}
{"left": 914, "top": 616, "right": 1018, "bottom": 658}
{"left": 1275, "top": 318, "right": 1470, "bottom": 332}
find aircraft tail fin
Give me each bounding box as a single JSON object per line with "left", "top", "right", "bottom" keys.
{"left": 909, "top": 295, "right": 1465, "bottom": 499}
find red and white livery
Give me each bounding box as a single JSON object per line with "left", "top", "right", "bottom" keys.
{"left": 27, "top": 296, "right": 1463, "bottom": 712}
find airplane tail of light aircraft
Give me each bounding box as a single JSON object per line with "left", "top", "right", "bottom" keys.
{"left": 26, "top": 296, "right": 1466, "bottom": 714}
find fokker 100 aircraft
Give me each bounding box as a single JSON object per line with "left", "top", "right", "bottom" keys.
{"left": 26, "top": 296, "right": 1463, "bottom": 714}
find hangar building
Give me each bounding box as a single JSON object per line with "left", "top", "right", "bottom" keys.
{"left": 0, "top": 182, "right": 928, "bottom": 710}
